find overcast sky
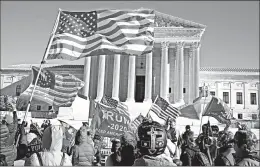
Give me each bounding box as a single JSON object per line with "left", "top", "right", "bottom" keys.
{"left": 1, "top": 1, "right": 259, "bottom": 68}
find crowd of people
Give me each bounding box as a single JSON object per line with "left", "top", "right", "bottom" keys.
{"left": 0, "top": 111, "right": 259, "bottom": 166}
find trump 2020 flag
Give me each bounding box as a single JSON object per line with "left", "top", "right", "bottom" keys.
{"left": 18, "top": 66, "right": 84, "bottom": 108}
{"left": 203, "top": 96, "right": 236, "bottom": 125}
{"left": 47, "top": 9, "right": 155, "bottom": 60}
{"left": 91, "top": 101, "right": 131, "bottom": 138}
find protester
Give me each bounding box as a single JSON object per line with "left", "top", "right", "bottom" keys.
{"left": 0, "top": 111, "right": 18, "bottom": 166}
{"left": 196, "top": 123, "right": 213, "bottom": 165}
{"left": 93, "top": 135, "right": 102, "bottom": 166}
{"left": 214, "top": 130, "right": 235, "bottom": 166}
{"left": 180, "top": 130, "right": 211, "bottom": 166}
{"left": 119, "top": 131, "right": 137, "bottom": 166}
{"left": 133, "top": 121, "right": 176, "bottom": 166}
{"left": 105, "top": 139, "right": 121, "bottom": 166}
{"left": 28, "top": 125, "right": 72, "bottom": 166}
{"left": 233, "top": 130, "right": 260, "bottom": 166}
{"left": 71, "top": 125, "right": 95, "bottom": 166}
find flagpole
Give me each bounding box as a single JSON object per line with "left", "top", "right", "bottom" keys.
{"left": 146, "top": 95, "right": 158, "bottom": 117}
{"left": 16, "top": 9, "right": 61, "bottom": 147}
{"left": 199, "top": 83, "right": 207, "bottom": 134}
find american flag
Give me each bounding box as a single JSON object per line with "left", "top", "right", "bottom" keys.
{"left": 47, "top": 9, "right": 155, "bottom": 60}
{"left": 130, "top": 114, "right": 145, "bottom": 130}
{"left": 101, "top": 95, "right": 129, "bottom": 116}
{"left": 150, "top": 96, "right": 181, "bottom": 121}
{"left": 19, "top": 66, "right": 84, "bottom": 108}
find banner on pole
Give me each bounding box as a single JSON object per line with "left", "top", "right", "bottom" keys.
{"left": 91, "top": 102, "right": 131, "bottom": 138}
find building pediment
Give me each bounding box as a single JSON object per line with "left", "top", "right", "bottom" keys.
{"left": 154, "top": 11, "right": 206, "bottom": 29}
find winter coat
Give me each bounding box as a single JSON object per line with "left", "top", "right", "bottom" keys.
{"left": 214, "top": 147, "right": 235, "bottom": 166}
{"left": 105, "top": 152, "right": 121, "bottom": 166}
{"left": 235, "top": 152, "right": 260, "bottom": 166}
{"left": 133, "top": 154, "right": 176, "bottom": 166}
{"left": 27, "top": 126, "right": 72, "bottom": 166}
{"left": 0, "top": 112, "right": 18, "bottom": 166}
{"left": 71, "top": 126, "right": 95, "bottom": 166}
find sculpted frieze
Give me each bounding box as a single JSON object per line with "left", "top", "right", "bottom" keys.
{"left": 154, "top": 29, "right": 203, "bottom": 38}
{"left": 154, "top": 11, "right": 206, "bottom": 29}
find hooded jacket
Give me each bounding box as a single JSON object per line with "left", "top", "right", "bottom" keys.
{"left": 28, "top": 125, "right": 72, "bottom": 166}
{"left": 71, "top": 126, "right": 95, "bottom": 166}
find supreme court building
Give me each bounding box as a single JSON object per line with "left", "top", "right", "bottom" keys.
{"left": 82, "top": 11, "right": 206, "bottom": 105}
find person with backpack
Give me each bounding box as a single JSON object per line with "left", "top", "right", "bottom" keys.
{"left": 180, "top": 130, "right": 211, "bottom": 166}
{"left": 105, "top": 139, "right": 122, "bottom": 166}
{"left": 214, "top": 130, "right": 235, "bottom": 166}
{"left": 29, "top": 125, "right": 72, "bottom": 166}
{"left": 233, "top": 130, "right": 260, "bottom": 166}
{"left": 133, "top": 121, "right": 176, "bottom": 166}
{"left": 71, "top": 125, "right": 95, "bottom": 166}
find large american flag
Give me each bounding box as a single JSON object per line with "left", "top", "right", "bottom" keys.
{"left": 19, "top": 67, "right": 84, "bottom": 108}
{"left": 150, "top": 96, "right": 181, "bottom": 121}
{"left": 47, "top": 9, "right": 155, "bottom": 60}
{"left": 101, "top": 95, "right": 129, "bottom": 117}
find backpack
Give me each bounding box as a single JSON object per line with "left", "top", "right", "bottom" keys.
{"left": 186, "top": 147, "right": 211, "bottom": 166}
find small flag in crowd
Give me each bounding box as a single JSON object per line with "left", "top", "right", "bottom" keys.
{"left": 130, "top": 114, "right": 145, "bottom": 130}
{"left": 18, "top": 66, "right": 84, "bottom": 108}
{"left": 150, "top": 96, "right": 181, "bottom": 121}
{"left": 203, "top": 96, "right": 236, "bottom": 125}
{"left": 101, "top": 95, "right": 129, "bottom": 117}
{"left": 47, "top": 9, "right": 155, "bottom": 60}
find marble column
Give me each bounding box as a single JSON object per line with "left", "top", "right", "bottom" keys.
{"left": 144, "top": 52, "right": 153, "bottom": 103}
{"left": 82, "top": 57, "right": 91, "bottom": 98}
{"left": 174, "top": 58, "right": 178, "bottom": 102}
{"left": 194, "top": 42, "right": 201, "bottom": 98}
{"left": 126, "top": 56, "right": 136, "bottom": 102}
{"left": 256, "top": 82, "right": 260, "bottom": 110}
{"left": 176, "top": 42, "right": 185, "bottom": 102}
{"left": 96, "top": 55, "right": 106, "bottom": 101}
{"left": 215, "top": 81, "right": 221, "bottom": 99}
{"left": 160, "top": 41, "right": 169, "bottom": 100}
{"left": 112, "top": 54, "right": 121, "bottom": 101}
{"left": 188, "top": 44, "right": 195, "bottom": 103}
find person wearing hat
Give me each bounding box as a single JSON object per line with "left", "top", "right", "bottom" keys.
{"left": 0, "top": 111, "right": 18, "bottom": 166}
{"left": 233, "top": 130, "right": 260, "bottom": 166}
{"left": 105, "top": 139, "right": 122, "bottom": 166}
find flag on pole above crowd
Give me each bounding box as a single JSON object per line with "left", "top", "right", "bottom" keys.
{"left": 101, "top": 95, "right": 129, "bottom": 117}
{"left": 130, "top": 114, "right": 145, "bottom": 131}
{"left": 91, "top": 101, "right": 131, "bottom": 138}
{"left": 17, "top": 66, "right": 84, "bottom": 109}
{"left": 203, "top": 96, "right": 236, "bottom": 125}
{"left": 46, "top": 8, "right": 155, "bottom": 60}
{"left": 150, "top": 96, "right": 181, "bottom": 122}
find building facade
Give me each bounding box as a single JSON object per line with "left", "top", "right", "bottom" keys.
{"left": 200, "top": 67, "right": 260, "bottom": 128}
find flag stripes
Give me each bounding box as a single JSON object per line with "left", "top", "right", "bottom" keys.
{"left": 47, "top": 9, "right": 155, "bottom": 60}
{"left": 150, "top": 96, "right": 181, "bottom": 121}
{"left": 20, "top": 67, "right": 84, "bottom": 108}
{"left": 130, "top": 114, "right": 144, "bottom": 130}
